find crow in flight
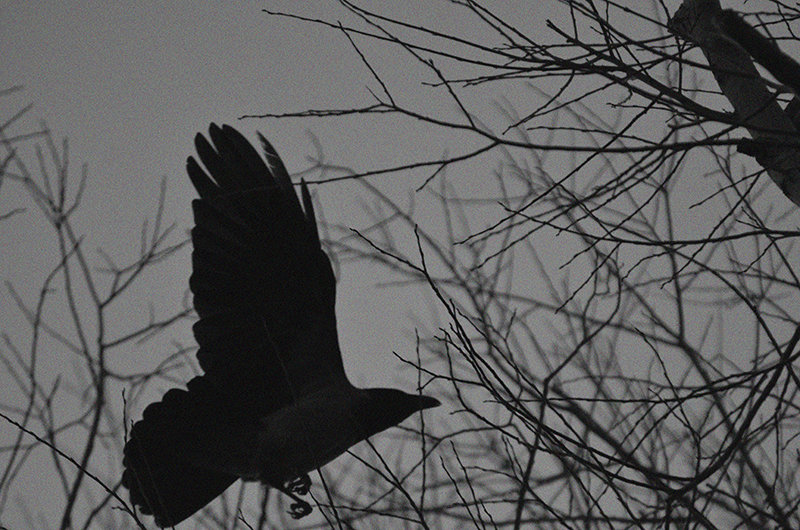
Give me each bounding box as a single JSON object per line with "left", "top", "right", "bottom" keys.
{"left": 122, "top": 124, "right": 440, "bottom": 527}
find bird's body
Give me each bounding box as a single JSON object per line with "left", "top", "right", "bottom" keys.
{"left": 121, "top": 124, "right": 439, "bottom": 527}
{"left": 252, "top": 384, "right": 378, "bottom": 483}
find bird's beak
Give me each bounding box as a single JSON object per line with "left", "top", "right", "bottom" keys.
{"left": 418, "top": 395, "right": 441, "bottom": 411}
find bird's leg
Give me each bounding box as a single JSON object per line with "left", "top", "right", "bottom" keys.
{"left": 275, "top": 482, "right": 313, "bottom": 519}
{"left": 285, "top": 474, "right": 311, "bottom": 495}
{"left": 287, "top": 500, "right": 312, "bottom": 519}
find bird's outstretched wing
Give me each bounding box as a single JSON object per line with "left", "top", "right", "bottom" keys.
{"left": 187, "top": 123, "right": 344, "bottom": 411}
{"left": 123, "top": 124, "right": 345, "bottom": 526}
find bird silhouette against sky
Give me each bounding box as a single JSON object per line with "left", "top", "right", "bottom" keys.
{"left": 122, "top": 124, "right": 440, "bottom": 527}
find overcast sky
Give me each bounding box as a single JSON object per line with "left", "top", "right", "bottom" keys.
{"left": 2, "top": 0, "right": 569, "bottom": 382}
{"left": 3, "top": 2, "right": 463, "bottom": 381}
{"left": 1, "top": 2, "right": 565, "bottom": 527}
{"left": 8, "top": 2, "right": 753, "bottom": 528}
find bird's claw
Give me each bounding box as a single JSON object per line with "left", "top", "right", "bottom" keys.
{"left": 288, "top": 500, "right": 312, "bottom": 519}
{"left": 285, "top": 474, "right": 311, "bottom": 495}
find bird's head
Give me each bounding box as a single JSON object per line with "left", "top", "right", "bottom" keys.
{"left": 355, "top": 388, "right": 440, "bottom": 438}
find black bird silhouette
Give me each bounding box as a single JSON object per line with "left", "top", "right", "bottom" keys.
{"left": 122, "top": 124, "right": 440, "bottom": 527}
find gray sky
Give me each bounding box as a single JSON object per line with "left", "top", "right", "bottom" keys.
{"left": 2, "top": 0, "right": 557, "bottom": 388}
{"left": 2, "top": 1, "right": 446, "bottom": 384}
{"left": 6, "top": 1, "right": 751, "bottom": 528}
{"left": 2, "top": 2, "right": 548, "bottom": 527}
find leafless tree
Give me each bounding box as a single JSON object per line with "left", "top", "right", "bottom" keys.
{"left": 4, "top": 0, "right": 800, "bottom": 528}
{"left": 0, "top": 94, "right": 189, "bottom": 528}
{"left": 252, "top": 1, "right": 800, "bottom": 528}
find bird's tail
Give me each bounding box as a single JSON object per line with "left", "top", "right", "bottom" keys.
{"left": 122, "top": 377, "right": 238, "bottom": 527}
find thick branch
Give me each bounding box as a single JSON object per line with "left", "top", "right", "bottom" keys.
{"left": 669, "top": 0, "right": 800, "bottom": 207}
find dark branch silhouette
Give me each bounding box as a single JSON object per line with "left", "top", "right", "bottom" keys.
{"left": 121, "top": 124, "right": 440, "bottom": 527}
{"left": 719, "top": 9, "right": 800, "bottom": 97}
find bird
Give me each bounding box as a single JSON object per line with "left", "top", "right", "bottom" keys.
{"left": 121, "top": 123, "right": 440, "bottom": 527}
